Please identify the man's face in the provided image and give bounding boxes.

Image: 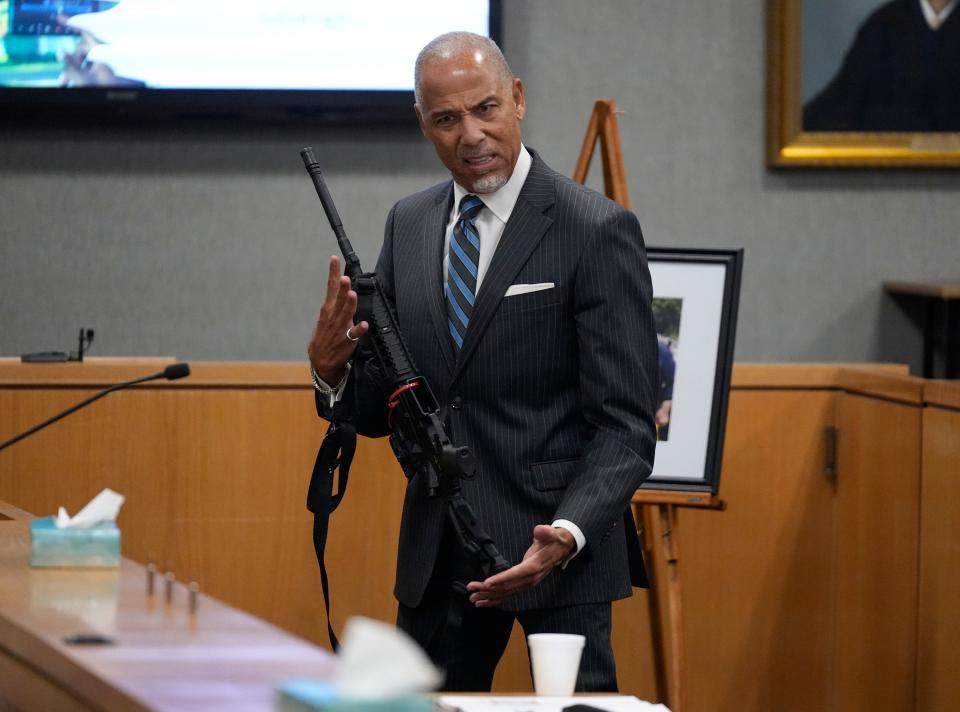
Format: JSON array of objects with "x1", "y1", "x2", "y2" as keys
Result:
[{"x1": 415, "y1": 51, "x2": 525, "y2": 194}]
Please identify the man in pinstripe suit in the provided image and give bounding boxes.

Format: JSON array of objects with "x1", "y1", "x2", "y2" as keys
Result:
[{"x1": 308, "y1": 32, "x2": 658, "y2": 692}]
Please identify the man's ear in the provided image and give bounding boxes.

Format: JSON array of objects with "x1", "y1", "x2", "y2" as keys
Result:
[{"x1": 512, "y1": 78, "x2": 526, "y2": 120}]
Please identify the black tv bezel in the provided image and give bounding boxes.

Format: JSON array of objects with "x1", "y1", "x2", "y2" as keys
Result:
[{"x1": 0, "y1": 1, "x2": 502, "y2": 126}]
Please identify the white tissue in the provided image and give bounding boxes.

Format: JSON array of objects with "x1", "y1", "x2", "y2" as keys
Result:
[
  {"x1": 332, "y1": 616, "x2": 442, "y2": 699},
  {"x1": 55, "y1": 488, "x2": 125, "y2": 529}
]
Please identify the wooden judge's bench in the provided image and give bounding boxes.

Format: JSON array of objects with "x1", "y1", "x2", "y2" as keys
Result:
[{"x1": 0, "y1": 359, "x2": 957, "y2": 712}]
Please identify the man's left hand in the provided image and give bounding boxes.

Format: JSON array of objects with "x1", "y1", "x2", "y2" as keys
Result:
[{"x1": 466, "y1": 525, "x2": 576, "y2": 607}]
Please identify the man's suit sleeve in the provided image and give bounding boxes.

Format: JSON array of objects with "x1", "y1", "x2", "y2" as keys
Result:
[{"x1": 551, "y1": 204, "x2": 658, "y2": 550}]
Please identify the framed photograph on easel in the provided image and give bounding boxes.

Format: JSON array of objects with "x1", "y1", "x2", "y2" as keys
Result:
[
  {"x1": 642, "y1": 248, "x2": 743, "y2": 494},
  {"x1": 569, "y1": 100, "x2": 743, "y2": 491}
]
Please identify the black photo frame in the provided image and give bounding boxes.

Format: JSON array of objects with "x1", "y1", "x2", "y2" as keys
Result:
[{"x1": 642, "y1": 248, "x2": 743, "y2": 494}]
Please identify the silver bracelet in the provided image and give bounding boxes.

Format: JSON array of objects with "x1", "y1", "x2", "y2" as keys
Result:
[{"x1": 310, "y1": 362, "x2": 351, "y2": 394}]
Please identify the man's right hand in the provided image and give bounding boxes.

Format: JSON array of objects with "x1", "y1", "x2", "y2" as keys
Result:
[{"x1": 308, "y1": 255, "x2": 369, "y2": 384}]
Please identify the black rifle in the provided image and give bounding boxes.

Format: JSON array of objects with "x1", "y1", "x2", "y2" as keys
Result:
[{"x1": 300, "y1": 148, "x2": 509, "y2": 648}]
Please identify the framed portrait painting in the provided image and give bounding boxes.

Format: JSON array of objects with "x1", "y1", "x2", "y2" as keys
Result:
[
  {"x1": 642, "y1": 248, "x2": 743, "y2": 494},
  {"x1": 767, "y1": 0, "x2": 960, "y2": 167}
]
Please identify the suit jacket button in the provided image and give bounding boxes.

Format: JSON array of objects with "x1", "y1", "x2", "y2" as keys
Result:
[{"x1": 450, "y1": 396, "x2": 463, "y2": 410}]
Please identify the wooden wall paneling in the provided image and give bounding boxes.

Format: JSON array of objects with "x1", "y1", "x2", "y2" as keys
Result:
[
  {"x1": 490, "y1": 619, "x2": 533, "y2": 692},
  {"x1": 680, "y1": 388, "x2": 838, "y2": 712},
  {"x1": 323, "y1": 435, "x2": 406, "y2": 639},
  {"x1": 0, "y1": 386, "x2": 139, "y2": 523},
  {"x1": 609, "y1": 583, "x2": 661, "y2": 700},
  {"x1": 0, "y1": 377, "x2": 405, "y2": 654},
  {"x1": 916, "y1": 398, "x2": 960, "y2": 712},
  {"x1": 1, "y1": 363, "x2": 845, "y2": 705},
  {"x1": 5, "y1": 362, "x2": 946, "y2": 711},
  {"x1": 833, "y1": 391, "x2": 922, "y2": 712}
]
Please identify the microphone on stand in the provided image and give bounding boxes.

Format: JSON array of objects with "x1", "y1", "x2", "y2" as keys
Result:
[
  {"x1": 0, "y1": 363, "x2": 191, "y2": 453},
  {"x1": 21, "y1": 327, "x2": 95, "y2": 363},
  {"x1": 75, "y1": 328, "x2": 95, "y2": 362}
]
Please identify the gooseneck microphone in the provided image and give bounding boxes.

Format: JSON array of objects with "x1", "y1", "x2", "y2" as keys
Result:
[{"x1": 0, "y1": 363, "x2": 191, "y2": 453}]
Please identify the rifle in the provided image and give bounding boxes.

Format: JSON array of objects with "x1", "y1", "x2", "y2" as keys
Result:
[{"x1": 300, "y1": 148, "x2": 509, "y2": 648}]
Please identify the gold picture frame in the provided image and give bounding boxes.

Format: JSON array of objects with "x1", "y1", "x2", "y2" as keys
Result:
[{"x1": 767, "y1": 0, "x2": 960, "y2": 167}]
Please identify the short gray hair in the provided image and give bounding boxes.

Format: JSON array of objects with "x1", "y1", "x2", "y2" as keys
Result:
[{"x1": 414, "y1": 32, "x2": 514, "y2": 107}]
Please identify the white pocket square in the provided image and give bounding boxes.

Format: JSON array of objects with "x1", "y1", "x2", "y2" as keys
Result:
[{"x1": 504, "y1": 282, "x2": 554, "y2": 297}]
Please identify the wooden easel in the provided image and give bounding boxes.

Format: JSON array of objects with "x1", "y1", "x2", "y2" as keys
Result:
[
  {"x1": 572, "y1": 99, "x2": 632, "y2": 209},
  {"x1": 573, "y1": 99, "x2": 725, "y2": 712},
  {"x1": 631, "y1": 491, "x2": 723, "y2": 712}
]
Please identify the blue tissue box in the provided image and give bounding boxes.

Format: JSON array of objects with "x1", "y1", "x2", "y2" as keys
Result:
[
  {"x1": 276, "y1": 680, "x2": 432, "y2": 712},
  {"x1": 30, "y1": 516, "x2": 120, "y2": 568}
]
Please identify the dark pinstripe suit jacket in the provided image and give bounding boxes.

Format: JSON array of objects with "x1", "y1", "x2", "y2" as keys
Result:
[{"x1": 325, "y1": 149, "x2": 658, "y2": 611}]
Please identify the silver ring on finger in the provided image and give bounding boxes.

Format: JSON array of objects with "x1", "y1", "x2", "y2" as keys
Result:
[{"x1": 346, "y1": 327, "x2": 359, "y2": 342}]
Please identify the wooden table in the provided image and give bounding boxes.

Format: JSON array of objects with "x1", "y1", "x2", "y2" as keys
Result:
[
  {"x1": 0, "y1": 501, "x2": 334, "y2": 711},
  {"x1": 884, "y1": 280, "x2": 960, "y2": 378}
]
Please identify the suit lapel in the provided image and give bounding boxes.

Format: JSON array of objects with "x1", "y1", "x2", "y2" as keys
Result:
[
  {"x1": 452, "y1": 153, "x2": 556, "y2": 384},
  {"x1": 423, "y1": 186, "x2": 457, "y2": 373}
]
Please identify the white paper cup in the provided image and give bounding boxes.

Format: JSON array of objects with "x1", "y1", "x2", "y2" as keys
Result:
[{"x1": 527, "y1": 633, "x2": 586, "y2": 696}]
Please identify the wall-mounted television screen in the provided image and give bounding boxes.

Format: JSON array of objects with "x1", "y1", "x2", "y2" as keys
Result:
[{"x1": 0, "y1": 0, "x2": 502, "y2": 124}]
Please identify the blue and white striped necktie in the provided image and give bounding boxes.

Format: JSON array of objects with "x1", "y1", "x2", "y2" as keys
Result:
[{"x1": 446, "y1": 194, "x2": 484, "y2": 351}]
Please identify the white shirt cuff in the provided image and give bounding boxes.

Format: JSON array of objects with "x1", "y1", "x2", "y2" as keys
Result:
[
  {"x1": 310, "y1": 362, "x2": 351, "y2": 409},
  {"x1": 551, "y1": 519, "x2": 586, "y2": 569}
]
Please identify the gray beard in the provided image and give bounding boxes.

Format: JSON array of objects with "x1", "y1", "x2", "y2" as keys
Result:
[{"x1": 471, "y1": 172, "x2": 508, "y2": 194}]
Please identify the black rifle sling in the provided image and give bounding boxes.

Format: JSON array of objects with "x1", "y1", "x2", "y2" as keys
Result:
[{"x1": 306, "y1": 418, "x2": 356, "y2": 651}]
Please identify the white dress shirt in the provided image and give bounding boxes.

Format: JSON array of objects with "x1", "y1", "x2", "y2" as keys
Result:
[
  {"x1": 443, "y1": 144, "x2": 531, "y2": 292},
  {"x1": 921, "y1": 0, "x2": 957, "y2": 29}
]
